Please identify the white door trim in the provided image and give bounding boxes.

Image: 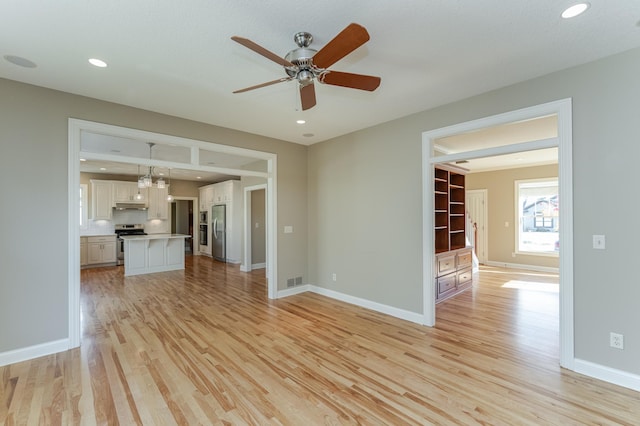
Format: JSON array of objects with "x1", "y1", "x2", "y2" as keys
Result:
[
  {"x1": 421, "y1": 98, "x2": 574, "y2": 370},
  {"x1": 68, "y1": 119, "x2": 279, "y2": 349},
  {"x1": 171, "y1": 196, "x2": 198, "y2": 249},
  {"x1": 465, "y1": 189, "x2": 488, "y2": 265},
  {"x1": 242, "y1": 184, "x2": 267, "y2": 273}
]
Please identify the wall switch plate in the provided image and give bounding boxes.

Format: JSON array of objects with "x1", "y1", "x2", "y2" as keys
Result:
[
  {"x1": 504, "y1": 221, "x2": 509, "y2": 227},
  {"x1": 284, "y1": 226, "x2": 293, "y2": 234},
  {"x1": 332, "y1": 273, "x2": 337, "y2": 282},
  {"x1": 593, "y1": 235, "x2": 605, "y2": 249},
  {"x1": 610, "y1": 332, "x2": 624, "y2": 349}
]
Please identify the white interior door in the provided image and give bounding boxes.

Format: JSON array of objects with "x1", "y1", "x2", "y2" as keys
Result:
[{"x1": 465, "y1": 189, "x2": 487, "y2": 264}]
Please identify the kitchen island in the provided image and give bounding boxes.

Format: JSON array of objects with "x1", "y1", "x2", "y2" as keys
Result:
[{"x1": 120, "y1": 234, "x2": 191, "y2": 276}]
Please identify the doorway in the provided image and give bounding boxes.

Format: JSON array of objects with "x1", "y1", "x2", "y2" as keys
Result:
[
  {"x1": 171, "y1": 198, "x2": 195, "y2": 253},
  {"x1": 422, "y1": 98, "x2": 574, "y2": 370},
  {"x1": 68, "y1": 119, "x2": 279, "y2": 349},
  {"x1": 465, "y1": 189, "x2": 487, "y2": 266},
  {"x1": 242, "y1": 183, "x2": 268, "y2": 274}
]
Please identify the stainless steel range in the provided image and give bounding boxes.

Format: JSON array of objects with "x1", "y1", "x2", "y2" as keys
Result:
[{"x1": 115, "y1": 224, "x2": 146, "y2": 266}]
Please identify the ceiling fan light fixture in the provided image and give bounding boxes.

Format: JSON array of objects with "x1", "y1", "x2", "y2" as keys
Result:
[
  {"x1": 561, "y1": 3, "x2": 590, "y2": 19},
  {"x1": 297, "y1": 70, "x2": 314, "y2": 86}
]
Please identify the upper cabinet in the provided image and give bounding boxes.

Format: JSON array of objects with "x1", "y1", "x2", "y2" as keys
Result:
[
  {"x1": 199, "y1": 180, "x2": 237, "y2": 211},
  {"x1": 91, "y1": 180, "x2": 113, "y2": 220},
  {"x1": 147, "y1": 185, "x2": 169, "y2": 220},
  {"x1": 199, "y1": 186, "x2": 214, "y2": 211},
  {"x1": 113, "y1": 182, "x2": 145, "y2": 203}
]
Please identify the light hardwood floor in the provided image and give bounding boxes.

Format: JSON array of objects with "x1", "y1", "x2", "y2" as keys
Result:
[{"x1": 1, "y1": 258, "x2": 639, "y2": 425}]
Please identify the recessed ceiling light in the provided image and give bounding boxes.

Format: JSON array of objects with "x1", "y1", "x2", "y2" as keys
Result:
[
  {"x1": 158, "y1": 172, "x2": 165, "y2": 176},
  {"x1": 99, "y1": 167, "x2": 107, "y2": 171},
  {"x1": 79, "y1": 158, "x2": 87, "y2": 162},
  {"x1": 296, "y1": 119, "x2": 306, "y2": 124},
  {"x1": 88, "y1": 58, "x2": 108, "y2": 68},
  {"x1": 303, "y1": 133, "x2": 314, "y2": 137},
  {"x1": 561, "y1": 3, "x2": 590, "y2": 19},
  {"x1": 3, "y1": 55, "x2": 37, "y2": 68},
  {"x1": 196, "y1": 176, "x2": 202, "y2": 179}
]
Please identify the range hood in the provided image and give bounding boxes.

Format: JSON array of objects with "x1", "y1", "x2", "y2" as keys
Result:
[{"x1": 114, "y1": 202, "x2": 148, "y2": 211}]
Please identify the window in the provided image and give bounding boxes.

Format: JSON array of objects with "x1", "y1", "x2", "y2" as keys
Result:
[
  {"x1": 80, "y1": 184, "x2": 88, "y2": 229},
  {"x1": 515, "y1": 178, "x2": 558, "y2": 255}
]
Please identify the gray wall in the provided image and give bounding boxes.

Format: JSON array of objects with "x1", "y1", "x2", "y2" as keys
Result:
[
  {"x1": 0, "y1": 78, "x2": 307, "y2": 353},
  {"x1": 308, "y1": 47, "x2": 640, "y2": 374}
]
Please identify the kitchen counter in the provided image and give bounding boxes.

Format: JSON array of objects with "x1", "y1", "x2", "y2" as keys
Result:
[
  {"x1": 120, "y1": 234, "x2": 191, "y2": 276},
  {"x1": 120, "y1": 233, "x2": 191, "y2": 241}
]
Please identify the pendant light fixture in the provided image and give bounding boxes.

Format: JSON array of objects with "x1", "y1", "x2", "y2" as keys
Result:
[
  {"x1": 135, "y1": 165, "x2": 145, "y2": 200},
  {"x1": 166, "y1": 168, "x2": 174, "y2": 202},
  {"x1": 139, "y1": 142, "x2": 159, "y2": 188}
]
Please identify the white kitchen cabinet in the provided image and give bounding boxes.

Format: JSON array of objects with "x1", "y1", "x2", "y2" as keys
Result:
[
  {"x1": 199, "y1": 186, "x2": 214, "y2": 211},
  {"x1": 147, "y1": 185, "x2": 169, "y2": 219},
  {"x1": 113, "y1": 182, "x2": 145, "y2": 203},
  {"x1": 91, "y1": 180, "x2": 113, "y2": 220},
  {"x1": 215, "y1": 181, "x2": 233, "y2": 203},
  {"x1": 87, "y1": 235, "x2": 116, "y2": 265},
  {"x1": 80, "y1": 237, "x2": 88, "y2": 266}
]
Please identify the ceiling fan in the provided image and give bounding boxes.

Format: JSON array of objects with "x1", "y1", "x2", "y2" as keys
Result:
[{"x1": 231, "y1": 23, "x2": 381, "y2": 111}]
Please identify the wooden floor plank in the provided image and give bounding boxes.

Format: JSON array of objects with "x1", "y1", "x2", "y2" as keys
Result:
[{"x1": 1, "y1": 259, "x2": 639, "y2": 425}]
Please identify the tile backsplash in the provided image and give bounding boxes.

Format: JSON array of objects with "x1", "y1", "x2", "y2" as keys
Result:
[{"x1": 81, "y1": 210, "x2": 169, "y2": 236}]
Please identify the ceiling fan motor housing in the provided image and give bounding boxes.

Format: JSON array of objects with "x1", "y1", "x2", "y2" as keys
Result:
[{"x1": 284, "y1": 47, "x2": 320, "y2": 84}]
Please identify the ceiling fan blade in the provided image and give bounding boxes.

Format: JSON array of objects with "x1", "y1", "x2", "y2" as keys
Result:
[
  {"x1": 233, "y1": 77, "x2": 292, "y2": 94},
  {"x1": 312, "y1": 23, "x2": 370, "y2": 69},
  {"x1": 231, "y1": 36, "x2": 294, "y2": 67},
  {"x1": 319, "y1": 71, "x2": 381, "y2": 91},
  {"x1": 300, "y1": 83, "x2": 316, "y2": 111}
]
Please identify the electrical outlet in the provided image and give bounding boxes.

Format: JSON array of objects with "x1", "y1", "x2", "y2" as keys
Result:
[
  {"x1": 332, "y1": 273, "x2": 337, "y2": 282},
  {"x1": 610, "y1": 332, "x2": 624, "y2": 350},
  {"x1": 593, "y1": 235, "x2": 606, "y2": 249}
]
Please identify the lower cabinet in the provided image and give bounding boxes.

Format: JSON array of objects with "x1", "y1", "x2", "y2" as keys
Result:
[
  {"x1": 435, "y1": 247, "x2": 473, "y2": 302},
  {"x1": 86, "y1": 235, "x2": 117, "y2": 265}
]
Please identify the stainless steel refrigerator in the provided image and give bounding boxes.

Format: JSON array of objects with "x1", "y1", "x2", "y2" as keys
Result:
[{"x1": 211, "y1": 204, "x2": 226, "y2": 262}]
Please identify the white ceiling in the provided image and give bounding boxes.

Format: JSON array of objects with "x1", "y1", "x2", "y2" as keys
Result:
[{"x1": 3, "y1": 1, "x2": 640, "y2": 147}]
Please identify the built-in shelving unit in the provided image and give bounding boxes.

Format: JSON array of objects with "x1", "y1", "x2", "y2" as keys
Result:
[
  {"x1": 434, "y1": 166, "x2": 466, "y2": 253},
  {"x1": 434, "y1": 165, "x2": 472, "y2": 302}
]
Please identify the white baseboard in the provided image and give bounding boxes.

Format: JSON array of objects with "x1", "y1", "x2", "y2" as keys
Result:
[
  {"x1": 484, "y1": 260, "x2": 559, "y2": 274},
  {"x1": 277, "y1": 284, "x2": 423, "y2": 324},
  {"x1": 240, "y1": 262, "x2": 266, "y2": 272},
  {"x1": 0, "y1": 338, "x2": 70, "y2": 367},
  {"x1": 277, "y1": 284, "x2": 311, "y2": 298},
  {"x1": 574, "y1": 359, "x2": 640, "y2": 392}
]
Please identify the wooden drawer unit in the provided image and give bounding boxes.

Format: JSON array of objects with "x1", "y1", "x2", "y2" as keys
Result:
[
  {"x1": 435, "y1": 247, "x2": 474, "y2": 302},
  {"x1": 437, "y1": 273, "x2": 457, "y2": 295},
  {"x1": 457, "y1": 249, "x2": 472, "y2": 269},
  {"x1": 437, "y1": 254, "x2": 456, "y2": 275},
  {"x1": 457, "y1": 267, "x2": 473, "y2": 285}
]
